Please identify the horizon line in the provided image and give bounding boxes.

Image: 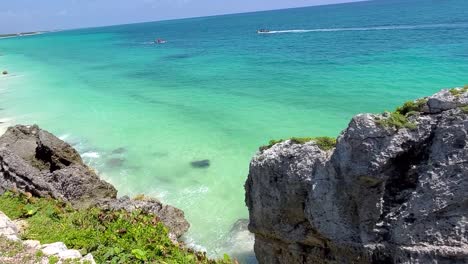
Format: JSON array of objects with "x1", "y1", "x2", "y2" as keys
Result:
[{"x1": 1, "y1": 0, "x2": 370, "y2": 35}]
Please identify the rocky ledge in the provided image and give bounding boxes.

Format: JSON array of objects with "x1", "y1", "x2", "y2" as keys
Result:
[
  {"x1": 246, "y1": 88, "x2": 468, "y2": 263},
  {"x1": 0, "y1": 124, "x2": 189, "y2": 238}
]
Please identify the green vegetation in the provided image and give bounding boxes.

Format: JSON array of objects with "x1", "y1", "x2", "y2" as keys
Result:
[
  {"x1": 460, "y1": 105, "x2": 468, "y2": 113},
  {"x1": 0, "y1": 191, "x2": 234, "y2": 264},
  {"x1": 449, "y1": 85, "x2": 468, "y2": 97},
  {"x1": 48, "y1": 256, "x2": 60, "y2": 264},
  {"x1": 0, "y1": 236, "x2": 25, "y2": 258},
  {"x1": 0, "y1": 236, "x2": 46, "y2": 263},
  {"x1": 375, "y1": 111, "x2": 417, "y2": 130},
  {"x1": 260, "y1": 136, "x2": 336, "y2": 151},
  {"x1": 376, "y1": 98, "x2": 428, "y2": 130},
  {"x1": 395, "y1": 98, "x2": 428, "y2": 116}
]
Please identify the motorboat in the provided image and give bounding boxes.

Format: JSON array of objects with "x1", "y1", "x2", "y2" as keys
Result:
[{"x1": 256, "y1": 29, "x2": 270, "y2": 34}]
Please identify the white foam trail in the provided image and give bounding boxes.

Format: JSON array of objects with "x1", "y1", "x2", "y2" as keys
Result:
[{"x1": 261, "y1": 23, "x2": 468, "y2": 34}]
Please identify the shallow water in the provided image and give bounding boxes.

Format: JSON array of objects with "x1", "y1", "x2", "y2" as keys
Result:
[{"x1": 0, "y1": 0, "x2": 467, "y2": 261}]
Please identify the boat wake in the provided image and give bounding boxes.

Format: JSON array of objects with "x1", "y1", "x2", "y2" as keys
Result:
[{"x1": 261, "y1": 23, "x2": 468, "y2": 34}]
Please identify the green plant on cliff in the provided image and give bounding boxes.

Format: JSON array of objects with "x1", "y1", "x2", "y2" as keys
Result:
[
  {"x1": 449, "y1": 85, "x2": 468, "y2": 97},
  {"x1": 376, "y1": 98, "x2": 428, "y2": 130},
  {"x1": 460, "y1": 105, "x2": 468, "y2": 113},
  {"x1": 376, "y1": 111, "x2": 417, "y2": 130},
  {"x1": 0, "y1": 191, "x2": 234, "y2": 264},
  {"x1": 395, "y1": 98, "x2": 427, "y2": 116},
  {"x1": 260, "y1": 136, "x2": 336, "y2": 151}
]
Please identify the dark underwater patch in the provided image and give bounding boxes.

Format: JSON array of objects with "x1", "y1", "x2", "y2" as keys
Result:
[
  {"x1": 164, "y1": 54, "x2": 192, "y2": 60},
  {"x1": 106, "y1": 157, "x2": 125, "y2": 168},
  {"x1": 111, "y1": 147, "x2": 127, "y2": 154},
  {"x1": 190, "y1": 159, "x2": 210, "y2": 168}
]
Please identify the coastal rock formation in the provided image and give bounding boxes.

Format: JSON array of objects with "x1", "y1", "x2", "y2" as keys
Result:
[
  {"x1": 0, "y1": 125, "x2": 190, "y2": 238},
  {"x1": 246, "y1": 88, "x2": 468, "y2": 263},
  {"x1": 98, "y1": 195, "x2": 190, "y2": 238},
  {"x1": 0, "y1": 125, "x2": 117, "y2": 208}
]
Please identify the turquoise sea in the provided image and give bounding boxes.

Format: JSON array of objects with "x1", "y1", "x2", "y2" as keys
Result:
[{"x1": 1, "y1": 0, "x2": 467, "y2": 261}]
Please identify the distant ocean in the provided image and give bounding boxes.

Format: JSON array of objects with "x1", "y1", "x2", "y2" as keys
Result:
[{"x1": 1, "y1": 0, "x2": 467, "y2": 262}]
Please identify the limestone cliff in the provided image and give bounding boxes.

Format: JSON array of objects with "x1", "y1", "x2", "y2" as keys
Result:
[{"x1": 246, "y1": 88, "x2": 468, "y2": 263}]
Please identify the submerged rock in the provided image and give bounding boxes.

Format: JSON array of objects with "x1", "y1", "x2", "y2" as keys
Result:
[
  {"x1": 225, "y1": 219, "x2": 256, "y2": 262},
  {"x1": 191, "y1": 159, "x2": 210, "y2": 168},
  {"x1": 111, "y1": 147, "x2": 127, "y2": 154},
  {"x1": 105, "y1": 157, "x2": 125, "y2": 168},
  {"x1": 2, "y1": 70, "x2": 7, "y2": 75},
  {"x1": 246, "y1": 88, "x2": 468, "y2": 263}
]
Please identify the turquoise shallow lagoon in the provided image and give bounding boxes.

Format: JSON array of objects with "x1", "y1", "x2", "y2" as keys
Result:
[{"x1": 0, "y1": 0, "x2": 467, "y2": 260}]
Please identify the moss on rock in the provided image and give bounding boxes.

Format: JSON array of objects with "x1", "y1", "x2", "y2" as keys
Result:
[{"x1": 260, "y1": 136, "x2": 336, "y2": 151}]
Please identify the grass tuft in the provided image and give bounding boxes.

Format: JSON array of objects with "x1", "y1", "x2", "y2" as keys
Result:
[
  {"x1": 460, "y1": 105, "x2": 468, "y2": 113},
  {"x1": 376, "y1": 111, "x2": 417, "y2": 130},
  {"x1": 260, "y1": 136, "x2": 336, "y2": 151},
  {"x1": 449, "y1": 85, "x2": 468, "y2": 97},
  {"x1": 395, "y1": 98, "x2": 427, "y2": 116},
  {"x1": 375, "y1": 98, "x2": 427, "y2": 130}
]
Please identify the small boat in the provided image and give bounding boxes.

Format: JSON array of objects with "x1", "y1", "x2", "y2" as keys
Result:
[
  {"x1": 155, "y1": 38, "x2": 167, "y2": 44},
  {"x1": 256, "y1": 29, "x2": 270, "y2": 34}
]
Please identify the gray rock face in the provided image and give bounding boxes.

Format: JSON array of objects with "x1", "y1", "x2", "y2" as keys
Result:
[
  {"x1": 246, "y1": 88, "x2": 468, "y2": 263},
  {"x1": 0, "y1": 211, "x2": 19, "y2": 241},
  {"x1": 0, "y1": 125, "x2": 189, "y2": 238},
  {"x1": 0, "y1": 125, "x2": 117, "y2": 207}
]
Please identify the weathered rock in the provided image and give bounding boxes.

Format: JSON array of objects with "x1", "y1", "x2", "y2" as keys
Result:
[
  {"x1": 57, "y1": 249, "x2": 82, "y2": 259},
  {"x1": 246, "y1": 88, "x2": 468, "y2": 263},
  {"x1": 98, "y1": 195, "x2": 190, "y2": 238},
  {"x1": 41, "y1": 242, "x2": 68, "y2": 256},
  {"x1": 0, "y1": 125, "x2": 117, "y2": 207},
  {"x1": 82, "y1": 253, "x2": 96, "y2": 264},
  {"x1": 0, "y1": 211, "x2": 19, "y2": 241},
  {"x1": 22, "y1": 240, "x2": 41, "y2": 249}
]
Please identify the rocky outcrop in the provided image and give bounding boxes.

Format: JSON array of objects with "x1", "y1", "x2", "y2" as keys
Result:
[
  {"x1": 246, "y1": 88, "x2": 468, "y2": 263},
  {"x1": 0, "y1": 125, "x2": 189, "y2": 238},
  {"x1": 0, "y1": 125, "x2": 117, "y2": 207},
  {"x1": 98, "y1": 195, "x2": 190, "y2": 238}
]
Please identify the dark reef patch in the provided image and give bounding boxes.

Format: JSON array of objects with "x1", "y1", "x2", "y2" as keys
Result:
[
  {"x1": 111, "y1": 147, "x2": 127, "y2": 154},
  {"x1": 164, "y1": 54, "x2": 192, "y2": 60},
  {"x1": 190, "y1": 159, "x2": 210, "y2": 168},
  {"x1": 106, "y1": 158, "x2": 125, "y2": 168},
  {"x1": 152, "y1": 151, "x2": 169, "y2": 158}
]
